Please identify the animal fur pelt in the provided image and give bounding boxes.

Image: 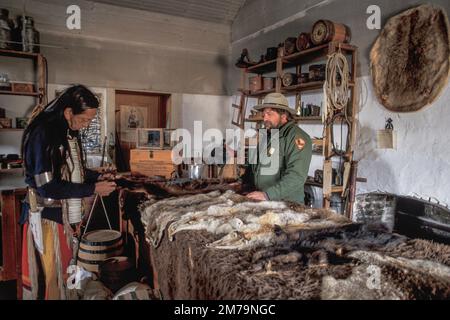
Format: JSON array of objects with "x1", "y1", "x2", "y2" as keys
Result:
[
  {"x1": 140, "y1": 190, "x2": 350, "y2": 250},
  {"x1": 150, "y1": 220, "x2": 450, "y2": 299},
  {"x1": 115, "y1": 174, "x2": 242, "y2": 198},
  {"x1": 140, "y1": 190, "x2": 246, "y2": 247},
  {"x1": 370, "y1": 4, "x2": 450, "y2": 112}
]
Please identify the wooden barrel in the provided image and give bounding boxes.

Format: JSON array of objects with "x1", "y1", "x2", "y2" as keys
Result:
[
  {"x1": 249, "y1": 75, "x2": 262, "y2": 92},
  {"x1": 77, "y1": 230, "x2": 123, "y2": 273},
  {"x1": 311, "y1": 20, "x2": 351, "y2": 45},
  {"x1": 262, "y1": 77, "x2": 275, "y2": 90},
  {"x1": 283, "y1": 37, "x2": 298, "y2": 56},
  {"x1": 99, "y1": 256, "x2": 137, "y2": 293},
  {"x1": 296, "y1": 33, "x2": 312, "y2": 51},
  {"x1": 282, "y1": 73, "x2": 297, "y2": 87}
]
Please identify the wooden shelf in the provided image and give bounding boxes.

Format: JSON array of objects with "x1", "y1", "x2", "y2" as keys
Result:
[
  {"x1": 282, "y1": 44, "x2": 329, "y2": 65},
  {"x1": 282, "y1": 43, "x2": 357, "y2": 65},
  {"x1": 240, "y1": 81, "x2": 355, "y2": 97},
  {"x1": 283, "y1": 80, "x2": 355, "y2": 93},
  {"x1": 246, "y1": 58, "x2": 278, "y2": 74},
  {"x1": 294, "y1": 116, "x2": 322, "y2": 123},
  {"x1": 331, "y1": 186, "x2": 344, "y2": 193},
  {"x1": 0, "y1": 48, "x2": 40, "y2": 59},
  {"x1": 245, "y1": 116, "x2": 322, "y2": 123},
  {"x1": 305, "y1": 181, "x2": 344, "y2": 193},
  {"x1": 0, "y1": 168, "x2": 24, "y2": 174},
  {"x1": 0, "y1": 90, "x2": 39, "y2": 97},
  {"x1": 244, "y1": 43, "x2": 357, "y2": 75},
  {"x1": 0, "y1": 128, "x2": 24, "y2": 132},
  {"x1": 238, "y1": 88, "x2": 275, "y2": 97},
  {"x1": 235, "y1": 41, "x2": 358, "y2": 217}
]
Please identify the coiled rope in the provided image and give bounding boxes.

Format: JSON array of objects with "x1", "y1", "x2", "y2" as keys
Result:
[
  {"x1": 323, "y1": 48, "x2": 351, "y2": 156},
  {"x1": 324, "y1": 48, "x2": 350, "y2": 116}
]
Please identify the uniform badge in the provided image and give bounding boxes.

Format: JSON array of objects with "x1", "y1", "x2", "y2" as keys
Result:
[
  {"x1": 268, "y1": 147, "x2": 275, "y2": 156},
  {"x1": 295, "y1": 137, "x2": 305, "y2": 150}
]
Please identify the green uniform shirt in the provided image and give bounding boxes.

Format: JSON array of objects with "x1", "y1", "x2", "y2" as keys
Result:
[{"x1": 245, "y1": 120, "x2": 312, "y2": 204}]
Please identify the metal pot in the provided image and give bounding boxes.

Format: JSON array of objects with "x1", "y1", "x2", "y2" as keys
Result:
[{"x1": 187, "y1": 164, "x2": 209, "y2": 180}]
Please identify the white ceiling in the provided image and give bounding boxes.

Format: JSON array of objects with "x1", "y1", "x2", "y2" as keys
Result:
[{"x1": 90, "y1": 0, "x2": 247, "y2": 24}]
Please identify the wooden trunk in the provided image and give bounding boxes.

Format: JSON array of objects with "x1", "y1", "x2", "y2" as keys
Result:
[{"x1": 130, "y1": 149, "x2": 177, "y2": 178}]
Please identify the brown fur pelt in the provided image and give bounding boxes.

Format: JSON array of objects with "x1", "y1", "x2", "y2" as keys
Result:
[
  {"x1": 370, "y1": 4, "x2": 450, "y2": 112},
  {"x1": 150, "y1": 223, "x2": 450, "y2": 299}
]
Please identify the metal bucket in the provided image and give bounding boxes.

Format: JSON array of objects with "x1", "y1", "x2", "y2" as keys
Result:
[{"x1": 187, "y1": 164, "x2": 209, "y2": 180}]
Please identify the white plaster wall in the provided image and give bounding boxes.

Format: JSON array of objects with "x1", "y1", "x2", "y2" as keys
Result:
[
  {"x1": 355, "y1": 76, "x2": 450, "y2": 206},
  {"x1": 181, "y1": 94, "x2": 233, "y2": 135}
]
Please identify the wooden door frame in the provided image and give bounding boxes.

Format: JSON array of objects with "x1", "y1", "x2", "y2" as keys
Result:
[{"x1": 115, "y1": 90, "x2": 170, "y2": 129}]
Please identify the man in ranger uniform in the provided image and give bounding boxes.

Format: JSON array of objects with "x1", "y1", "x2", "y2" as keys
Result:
[{"x1": 244, "y1": 93, "x2": 312, "y2": 204}]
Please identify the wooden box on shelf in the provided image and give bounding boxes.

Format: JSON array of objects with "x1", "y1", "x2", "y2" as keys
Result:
[{"x1": 11, "y1": 82, "x2": 35, "y2": 94}]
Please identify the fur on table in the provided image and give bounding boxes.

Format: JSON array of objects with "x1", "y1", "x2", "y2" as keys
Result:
[{"x1": 140, "y1": 190, "x2": 450, "y2": 299}]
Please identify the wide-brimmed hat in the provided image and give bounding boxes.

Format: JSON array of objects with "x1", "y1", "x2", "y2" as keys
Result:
[{"x1": 253, "y1": 92, "x2": 295, "y2": 115}]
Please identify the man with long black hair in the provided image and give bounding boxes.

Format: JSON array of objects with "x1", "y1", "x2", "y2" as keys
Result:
[{"x1": 21, "y1": 84, "x2": 116, "y2": 299}]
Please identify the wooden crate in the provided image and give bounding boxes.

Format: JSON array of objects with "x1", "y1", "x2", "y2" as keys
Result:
[
  {"x1": 11, "y1": 82, "x2": 35, "y2": 94},
  {"x1": 130, "y1": 149, "x2": 176, "y2": 178}
]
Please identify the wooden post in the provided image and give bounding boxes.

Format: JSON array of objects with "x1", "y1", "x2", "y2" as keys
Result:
[
  {"x1": 276, "y1": 47, "x2": 283, "y2": 93},
  {"x1": 323, "y1": 160, "x2": 332, "y2": 208},
  {"x1": 346, "y1": 161, "x2": 358, "y2": 219}
]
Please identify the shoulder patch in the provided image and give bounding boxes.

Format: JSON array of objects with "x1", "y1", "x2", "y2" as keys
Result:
[{"x1": 295, "y1": 137, "x2": 305, "y2": 150}]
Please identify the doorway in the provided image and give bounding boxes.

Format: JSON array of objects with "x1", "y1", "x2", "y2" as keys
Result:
[{"x1": 115, "y1": 90, "x2": 170, "y2": 171}]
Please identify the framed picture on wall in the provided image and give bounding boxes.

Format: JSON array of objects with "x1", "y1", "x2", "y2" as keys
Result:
[{"x1": 119, "y1": 105, "x2": 148, "y2": 142}]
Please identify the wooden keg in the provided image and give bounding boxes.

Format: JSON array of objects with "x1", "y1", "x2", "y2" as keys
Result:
[
  {"x1": 262, "y1": 77, "x2": 275, "y2": 90},
  {"x1": 282, "y1": 73, "x2": 297, "y2": 87},
  {"x1": 249, "y1": 75, "x2": 262, "y2": 92},
  {"x1": 311, "y1": 20, "x2": 351, "y2": 45},
  {"x1": 78, "y1": 230, "x2": 124, "y2": 273},
  {"x1": 283, "y1": 37, "x2": 298, "y2": 56},
  {"x1": 99, "y1": 256, "x2": 137, "y2": 293},
  {"x1": 296, "y1": 33, "x2": 312, "y2": 51}
]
